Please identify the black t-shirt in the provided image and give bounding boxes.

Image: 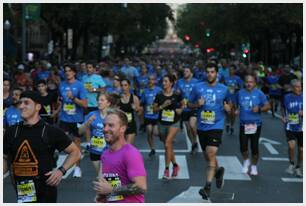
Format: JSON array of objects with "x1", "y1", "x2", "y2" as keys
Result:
[
  {"x1": 4, "y1": 120, "x2": 72, "y2": 182},
  {"x1": 278, "y1": 73, "x2": 297, "y2": 93},
  {"x1": 154, "y1": 92, "x2": 182, "y2": 125},
  {"x1": 39, "y1": 93, "x2": 58, "y2": 124}
]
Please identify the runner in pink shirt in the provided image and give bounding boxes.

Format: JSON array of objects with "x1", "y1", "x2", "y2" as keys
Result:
[{"x1": 93, "y1": 108, "x2": 147, "y2": 203}]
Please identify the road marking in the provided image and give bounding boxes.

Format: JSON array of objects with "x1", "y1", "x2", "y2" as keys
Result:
[
  {"x1": 216, "y1": 156, "x2": 251, "y2": 180},
  {"x1": 281, "y1": 178, "x2": 303, "y2": 183},
  {"x1": 140, "y1": 149, "x2": 189, "y2": 153},
  {"x1": 158, "y1": 155, "x2": 189, "y2": 179},
  {"x1": 263, "y1": 142, "x2": 279, "y2": 155},
  {"x1": 56, "y1": 154, "x2": 84, "y2": 179},
  {"x1": 168, "y1": 186, "x2": 211, "y2": 203},
  {"x1": 262, "y1": 157, "x2": 288, "y2": 161},
  {"x1": 259, "y1": 137, "x2": 281, "y2": 145}
]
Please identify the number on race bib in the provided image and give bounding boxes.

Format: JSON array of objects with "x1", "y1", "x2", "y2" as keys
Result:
[
  {"x1": 17, "y1": 180, "x2": 37, "y2": 203},
  {"x1": 244, "y1": 123, "x2": 257, "y2": 134},
  {"x1": 201, "y1": 110, "x2": 216, "y2": 124},
  {"x1": 63, "y1": 104, "x2": 76, "y2": 115},
  {"x1": 161, "y1": 110, "x2": 175, "y2": 122}
]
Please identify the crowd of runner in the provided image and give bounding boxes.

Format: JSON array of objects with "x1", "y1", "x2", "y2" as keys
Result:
[{"x1": 3, "y1": 54, "x2": 303, "y2": 202}]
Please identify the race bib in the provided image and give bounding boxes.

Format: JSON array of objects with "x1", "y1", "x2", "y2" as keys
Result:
[
  {"x1": 16, "y1": 180, "x2": 37, "y2": 203},
  {"x1": 105, "y1": 174, "x2": 124, "y2": 202},
  {"x1": 270, "y1": 84, "x2": 278, "y2": 90},
  {"x1": 63, "y1": 103, "x2": 76, "y2": 115},
  {"x1": 125, "y1": 112, "x2": 132, "y2": 123},
  {"x1": 90, "y1": 136, "x2": 107, "y2": 153},
  {"x1": 44, "y1": 105, "x2": 51, "y2": 115},
  {"x1": 161, "y1": 110, "x2": 175, "y2": 122},
  {"x1": 228, "y1": 86, "x2": 235, "y2": 94},
  {"x1": 84, "y1": 82, "x2": 93, "y2": 90},
  {"x1": 244, "y1": 123, "x2": 257, "y2": 134},
  {"x1": 146, "y1": 105, "x2": 154, "y2": 115},
  {"x1": 201, "y1": 110, "x2": 215, "y2": 124},
  {"x1": 288, "y1": 113, "x2": 299, "y2": 125}
]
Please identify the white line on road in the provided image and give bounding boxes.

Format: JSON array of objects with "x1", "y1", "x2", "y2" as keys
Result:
[
  {"x1": 139, "y1": 149, "x2": 190, "y2": 153},
  {"x1": 281, "y1": 178, "x2": 303, "y2": 183},
  {"x1": 158, "y1": 155, "x2": 189, "y2": 179},
  {"x1": 263, "y1": 142, "x2": 279, "y2": 155},
  {"x1": 56, "y1": 154, "x2": 84, "y2": 179},
  {"x1": 168, "y1": 186, "x2": 211, "y2": 203},
  {"x1": 262, "y1": 157, "x2": 288, "y2": 161},
  {"x1": 217, "y1": 156, "x2": 251, "y2": 180}
]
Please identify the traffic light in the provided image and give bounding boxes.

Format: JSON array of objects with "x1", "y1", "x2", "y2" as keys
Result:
[
  {"x1": 184, "y1": 35, "x2": 191, "y2": 41},
  {"x1": 205, "y1": 29, "x2": 211, "y2": 38},
  {"x1": 206, "y1": 47, "x2": 215, "y2": 53},
  {"x1": 243, "y1": 48, "x2": 249, "y2": 58}
]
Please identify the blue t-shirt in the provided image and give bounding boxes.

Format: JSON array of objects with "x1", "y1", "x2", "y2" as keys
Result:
[
  {"x1": 37, "y1": 70, "x2": 51, "y2": 81},
  {"x1": 136, "y1": 75, "x2": 149, "y2": 97},
  {"x1": 82, "y1": 74, "x2": 106, "y2": 107},
  {"x1": 59, "y1": 80, "x2": 87, "y2": 123},
  {"x1": 176, "y1": 78, "x2": 199, "y2": 112},
  {"x1": 4, "y1": 106, "x2": 22, "y2": 127},
  {"x1": 141, "y1": 86, "x2": 162, "y2": 120},
  {"x1": 218, "y1": 67, "x2": 229, "y2": 81},
  {"x1": 84, "y1": 110, "x2": 108, "y2": 155},
  {"x1": 106, "y1": 87, "x2": 122, "y2": 95},
  {"x1": 120, "y1": 65, "x2": 139, "y2": 88},
  {"x1": 266, "y1": 75, "x2": 281, "y2": 96},
  {"x1": 224, "y1": 75, "x2": 243, "y2": 104},
  {"x1": 190, "y1": 82, "x2": 229, "y2": 131},
  {"x1": 237, "y1": 88, "x2": 268, "y2": 125},
  {"x1": 283, "y1": 93, "x2": 303, "y2": 132}
]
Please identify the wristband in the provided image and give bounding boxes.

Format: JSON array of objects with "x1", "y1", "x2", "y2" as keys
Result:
[{"x1": 58, "y1": 166, "x2": 67, "y2": 175}]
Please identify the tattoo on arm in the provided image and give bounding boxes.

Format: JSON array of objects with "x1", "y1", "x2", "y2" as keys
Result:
[{"x1": 112, "y1": 183, "x2": 145, "y2": 196}]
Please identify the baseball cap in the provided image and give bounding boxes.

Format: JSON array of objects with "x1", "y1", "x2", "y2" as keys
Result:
[{"x1": 20, "y1": 91, "x2": 42, "y2": 105}]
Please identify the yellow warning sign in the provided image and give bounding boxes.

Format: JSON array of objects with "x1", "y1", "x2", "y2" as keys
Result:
[{"x1": 13, "y1": 140, "x2": 39, "y2": 177}]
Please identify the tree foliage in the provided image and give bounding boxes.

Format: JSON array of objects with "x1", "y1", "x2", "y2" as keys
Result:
[{"x1": 176, "y1": 3, "x2": 302, "y2": 64}]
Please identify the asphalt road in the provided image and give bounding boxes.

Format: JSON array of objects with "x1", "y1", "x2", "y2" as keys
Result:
[{"x1": 3, "y1": 112, "x2": 303, "y2": 203}]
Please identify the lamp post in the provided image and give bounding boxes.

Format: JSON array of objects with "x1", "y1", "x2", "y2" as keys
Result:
[{"x1": 4, "y1": 20, "x2": 11, "y2": 55}]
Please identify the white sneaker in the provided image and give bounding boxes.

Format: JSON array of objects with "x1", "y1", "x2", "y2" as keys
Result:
[
  {"x1": 295, "y1": 167, "x2": 303, "y2": 177},
  {"x1": 285, "y1": 164, "x2": 295, "y2": 175},
  {"x1": 73, "y1": 166, "x2": 82, "y2": 178},
  {"x1": 242, "y1": 159, "x2": 250, "y2": 173},
  {"x1": 250, "y1": 165, "x2": 258, "y2": 176}
]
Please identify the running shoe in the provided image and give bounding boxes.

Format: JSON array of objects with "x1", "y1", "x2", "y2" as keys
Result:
[
  {"x1": 162, "y1": 169, "x2": 170, "y2": 179},
  {"x1": 295, "y1": 167, "x2": 303, "y2": 177},
  {"x1": 190, "y1": 143, "x2": 198, "y2": 155},
  {"x1": 285, "y1": 164, "x2": 295, "y2": 175},
  {"x1": 215, "y1": 166, "x2": 225, "y2": 189},
  {"x1": 226, "y1": 124, "x2": 230, "y2": 134},
  {"x1": 171, "y1": 164, "x2": 180, "y2": 177},
  {"x1": 73, "y1": 166, "x2": 82, "y2": 178},
  {"x1": 199, "y1": 187, "x2": 211, "y2": 201},
  {"x1": 230, "y1": 127, "x2": 234, "y2": 135},
  {"x1": 242, "y1": 159, "x2": 250, "y2": 174},
  {"x1": 250, "y1": 165, "x2": 258, "y2": 176}
]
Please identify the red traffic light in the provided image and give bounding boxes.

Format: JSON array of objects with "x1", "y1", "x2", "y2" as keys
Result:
[
  {"x1": 184, "y1": 35, "x2": 191, "y2": 41},
  {"x1": 206, "y1": 47, "x2": 215, "y2": 53},
  {"x1": 195, "y1": 44, "x2": 200, "y2": 48},
  {"x1": 243, "y1": 49, "x2": 249, "y2": 54}
]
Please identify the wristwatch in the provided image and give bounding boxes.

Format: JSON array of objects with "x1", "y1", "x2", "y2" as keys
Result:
[{"x1": 58, "y1": 166, "x2": 67, "y2": 175}]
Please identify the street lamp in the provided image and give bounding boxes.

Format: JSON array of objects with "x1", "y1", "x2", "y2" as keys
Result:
[{"x1": 4, "y1": 20, "x2": 11, "y2": 55}]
